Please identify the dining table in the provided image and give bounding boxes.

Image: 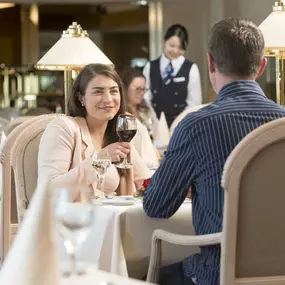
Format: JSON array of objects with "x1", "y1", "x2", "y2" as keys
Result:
[
  {"x1": 60, "y1": 268, "x2": 154, "y2": 285},
  {"x1": 58, "y1": 198, "x2": 200, "y2": 280}
]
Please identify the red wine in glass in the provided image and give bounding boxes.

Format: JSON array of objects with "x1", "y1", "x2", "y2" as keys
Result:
[
  {"x1": 117, "y1": 130, "x2": 137, "y2": 142},
  {"x1": 116, "y1": 114, "x2": 137, "y2": 169}
]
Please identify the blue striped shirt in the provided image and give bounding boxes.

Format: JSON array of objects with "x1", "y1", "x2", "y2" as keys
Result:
[{"x1": 143, "y1": 80, "x2": 285, "y2": 285}]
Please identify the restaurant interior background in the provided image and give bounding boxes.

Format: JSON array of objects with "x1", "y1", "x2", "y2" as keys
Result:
[{"x1": 0, "y1": 0, "x2": 279, "y2": 114}]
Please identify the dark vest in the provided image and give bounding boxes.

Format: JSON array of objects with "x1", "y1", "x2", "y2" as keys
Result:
[{"x1": 150, "y1": 57, "x2": 193, "y2": 127}]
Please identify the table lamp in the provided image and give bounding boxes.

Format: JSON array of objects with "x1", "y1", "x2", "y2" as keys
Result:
[
  {"x1": 259, "y1": 1, "x2": 285, "y2": 105},
  {"x1": 35, "y1": 22, "x2": 113, "y2": 113}
]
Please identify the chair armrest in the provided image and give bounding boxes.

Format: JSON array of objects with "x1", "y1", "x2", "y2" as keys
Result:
[
  {"x1": 146, "y1": 229, "x2": 222, "y2": 283},
  {"x1": 153, "y1": 229, "x2": 222, "y2": 246}
]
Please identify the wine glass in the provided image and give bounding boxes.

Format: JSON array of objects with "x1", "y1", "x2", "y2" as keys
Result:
[
  {"x1": 54, "y1": 188, "x2": 93, "y2": 277},
  {"x1": 143, "y1": 117, "x2": 154, "y2": 140},
  {"x1": 92, "y1": 149, "x2": 112, "y2": 198},
  {"x1": 116, "y1": 114, "x2": 137, "y2": 169}
]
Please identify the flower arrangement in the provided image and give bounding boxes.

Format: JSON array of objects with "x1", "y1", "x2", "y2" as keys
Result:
[{"x1": 134, "y1": 178, "x2": 151, "y2": 198}]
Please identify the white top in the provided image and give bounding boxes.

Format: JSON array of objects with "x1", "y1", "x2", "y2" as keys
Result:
[{"x1": 143, "y1": 53, "x2": 202, "y2": 109}]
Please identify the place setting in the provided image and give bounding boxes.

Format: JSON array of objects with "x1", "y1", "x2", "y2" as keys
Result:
[{"x1": 91, "y1": 114, "x2": 144, "y2": 207}]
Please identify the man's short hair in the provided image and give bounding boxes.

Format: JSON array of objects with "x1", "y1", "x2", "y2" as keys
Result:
[{"x1": 208, "y1": 18, "x2": 265, "y2": 77}]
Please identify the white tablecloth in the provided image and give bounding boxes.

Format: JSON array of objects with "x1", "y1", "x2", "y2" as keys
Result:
[
  {"x1": 61, "y1": 268, "x2": 154, "y2": 285},
  {"x1": 58, "y1": 201, "x2": 199, "y2": 279}
]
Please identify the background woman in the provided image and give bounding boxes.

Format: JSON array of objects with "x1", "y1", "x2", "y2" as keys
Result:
[
  {"x1": 38, "y1": 64, "x2": 150, "y2": 197},
  {"x1": 121, "y1": 67, "x2": 158, "y2": 140},
  {"x1": 143, "y1": 24, "x2": 202, "y2": 127}
]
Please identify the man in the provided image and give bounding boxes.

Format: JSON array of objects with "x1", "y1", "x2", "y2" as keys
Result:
[{"x1": 143, "y1": 18, "x2": 285, "y2": 285}]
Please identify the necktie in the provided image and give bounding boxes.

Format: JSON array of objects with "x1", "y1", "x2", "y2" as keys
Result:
[{"x1": 163, "y1": 61, "x2": 174, "y2": 81}]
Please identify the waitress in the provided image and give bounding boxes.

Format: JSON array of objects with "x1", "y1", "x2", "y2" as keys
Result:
[{"x1": 143, "y1": 24, "x2": 202, "y2": 127}]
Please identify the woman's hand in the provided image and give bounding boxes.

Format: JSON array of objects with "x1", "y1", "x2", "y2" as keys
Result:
[{"x1": 103, "y1": 142, "x2": 131, "y2": 162}]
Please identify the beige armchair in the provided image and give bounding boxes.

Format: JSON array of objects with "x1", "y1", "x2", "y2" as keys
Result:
[
  {"x1": 4, "y1": 116, "x2": 35, "y2": 136},
  {"x1": 0, "y1": 114, "x2": 64, "y2": 265},
  {"x1": 147, "y1": 117, "x2": 285, "y2": 284},
  {"x1": 10, "y1": 114, "x2": 65, "y2": 222},
  {"x1": 0, "y1": 117, "x2": 39, "y2": 265}
]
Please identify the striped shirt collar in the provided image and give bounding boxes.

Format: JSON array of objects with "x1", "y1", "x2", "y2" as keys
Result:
[{"x1": 216, "y1": 80, "x2": 266, "y2": 101}]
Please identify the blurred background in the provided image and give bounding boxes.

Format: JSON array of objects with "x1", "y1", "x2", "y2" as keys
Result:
[{"x1": 0, "y1": 0, "x2": 278, "y2": 115}]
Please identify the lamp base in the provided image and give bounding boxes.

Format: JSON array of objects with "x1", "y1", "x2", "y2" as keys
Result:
[
  {"x1": 64, "y1": 70, "x2": 73, "y2": 114},
  {"x1": 275, "y1": 53, "x2": 285, "y2": 105}
]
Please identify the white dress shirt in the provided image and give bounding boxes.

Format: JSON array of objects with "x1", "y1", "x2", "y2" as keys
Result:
[{"x1": 143, "y1": 54, "x2": 202, "y2": 110}]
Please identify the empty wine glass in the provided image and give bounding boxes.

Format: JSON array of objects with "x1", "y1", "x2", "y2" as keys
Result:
[
  {"x1": 92, "y1": 149, "x2": 112, "y2": 198},
  {"x1": 116, "y1": 114, "x2": 137, "y2": 169},
  {"x1": 143, "y1": 117, "x2": 154, "y2": 140},
  {"x1": 55, "y1": 188, "x2": 93, "y2": 277}
]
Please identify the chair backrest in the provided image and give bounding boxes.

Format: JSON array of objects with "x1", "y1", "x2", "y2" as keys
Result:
[
  {"x1": 221, "y1": 117, "x2": 285, "y2": 285},
  {"x1": 4, "y1": 116, "x2": 35, "y2": 136},
  {"x1": 0, "y1": 114, "x2": 63, "y2": 263},
  {"x1": 0, "y1": 117, "x2": 39, "y2": 264},
  {"x1": 10, "y1": 114, "x2": 65, "y2": 222},
  {"x1": 169, "y1": 104, "x2": 209, "y2": 135}
]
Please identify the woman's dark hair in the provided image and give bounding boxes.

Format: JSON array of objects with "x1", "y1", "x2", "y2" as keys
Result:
[
  {"x1": 68, "y1": 63, "x2": 126, "y2": 146},
  {"x1": 121, "y1": 67, "x2": 144, "y2": 92},
  {"x1": 164, "y1": 24, "x2": 188, "y2": 50},
  {"x1": 120, "y1": 67, "x2": 149, "y2": 113}
]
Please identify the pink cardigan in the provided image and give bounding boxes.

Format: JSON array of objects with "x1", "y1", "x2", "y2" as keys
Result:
[{"x1": 37, "y1": 116, "x2": 150, "y2": 196}]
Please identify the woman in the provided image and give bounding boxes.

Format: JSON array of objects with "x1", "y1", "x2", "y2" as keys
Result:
[
  {"x1": 38, "y1": 64, "x2": 150, "y2": 197},
  {"x1": 143, "y1": 24, "x2": 202, "y2": 127},
  {"x1": 121, "y1": 67, "x2": 158, "y2": 140}
]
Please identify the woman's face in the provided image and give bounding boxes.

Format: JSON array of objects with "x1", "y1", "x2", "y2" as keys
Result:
[
  {"x1": 127, "y1": 76, "x2": 146, "y2": 106},
  {"x1": 164, "y1": 35, "x2": 185, "y2": 60},
  {"x1": 81, "y1": 74, "x2": 121, "y2": 122}
]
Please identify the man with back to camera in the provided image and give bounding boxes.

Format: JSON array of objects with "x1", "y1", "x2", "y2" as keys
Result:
[{"x1": 143, "y1": 17, "x2": 285, "y2": 285}]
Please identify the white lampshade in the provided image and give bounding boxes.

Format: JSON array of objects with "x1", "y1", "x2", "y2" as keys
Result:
[
  {"x1": 0, "y1": 3, "x2": 15, "y2": 9},
  {"x1": 36, "y1": 22, "x2": 113, "y2": 70},
  {"x1": 259, "y1": 2, "x2": 285, "y2": 55}
]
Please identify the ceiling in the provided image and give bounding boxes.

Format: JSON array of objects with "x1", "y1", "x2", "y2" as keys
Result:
[
  {"x1": 38, "y1": 4, "x2": 148, "y2": 31},
  {"x1": 7, "y1": 0, "x2": 156, "y2": 4},
  {"x1": 38, "y1": 2, "x2": 140, "y2": 14}
]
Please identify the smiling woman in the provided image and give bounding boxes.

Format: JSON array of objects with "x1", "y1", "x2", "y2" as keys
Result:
[
  {"x1": 37, "y1": 63, "x2": 150, "y2": 198},
  {"x1": 143, "y1": 24, "x2": 202, "y2": 128}
]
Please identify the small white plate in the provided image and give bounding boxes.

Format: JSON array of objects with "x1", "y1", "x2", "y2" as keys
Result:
[{"x1": 101, "y1": 196, "x2": 137, "y2": 206}]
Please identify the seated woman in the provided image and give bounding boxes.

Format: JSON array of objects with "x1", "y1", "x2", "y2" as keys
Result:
[
  {"x1": 38, "y1": 64, "x2": 150, "y2": 197},
  {"x1": 121, "y1": 67, "x2": 158, "y2": 140}
]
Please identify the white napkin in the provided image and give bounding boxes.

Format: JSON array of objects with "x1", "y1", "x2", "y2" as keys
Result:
[
  {"x1": 170, "y1": 104, "x2": 209, "y2": 135},
  {"x1": 154, "y1": 112, "x2": 170, "y2": 148},
  {"x1": 134, "y1": 122, "x2": 159, "y2": 167},
  {"x1": 0, "y1": 181, "x2": 60, "y2": 285}
]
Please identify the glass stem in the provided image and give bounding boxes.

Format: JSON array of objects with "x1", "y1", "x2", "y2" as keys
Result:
[
  {"x1": 122, "y1": 157, "x2": 127, "y2": 166},
  {"x1": 98, "y1": 174, "x2": 105, "y2": 191},
  {"x1": 70, "y1": 250, "x2": 77, "y2": 276},
  {"x1": 65, "y1": 239, "x2": 77, "y2": 277}
]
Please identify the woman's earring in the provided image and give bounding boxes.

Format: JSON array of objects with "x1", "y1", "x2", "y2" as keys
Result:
[{"x1": 81, "y1": 103, "x2": 84, "y2": 107}]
